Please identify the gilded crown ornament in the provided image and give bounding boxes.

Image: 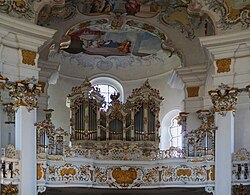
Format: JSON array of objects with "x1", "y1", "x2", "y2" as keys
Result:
[
  {"x1": 208, "y1": 83, "x2": 238, "y2": 116},
  {"x1": 0, "y1": 74, "x2": 44, "y2": 112}
]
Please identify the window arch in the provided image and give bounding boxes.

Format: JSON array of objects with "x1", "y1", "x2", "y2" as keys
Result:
[
  {"x1": 169, "y1": 116, "x2": 182, "y2": 148},
  {"x1": 90, "y1": 77, "x2": 124, "y2": 109}
]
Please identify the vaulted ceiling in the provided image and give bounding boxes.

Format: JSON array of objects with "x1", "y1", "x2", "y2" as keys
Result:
[{"x1": 1, "y1": 0, "x2": 249, "y2": 80}]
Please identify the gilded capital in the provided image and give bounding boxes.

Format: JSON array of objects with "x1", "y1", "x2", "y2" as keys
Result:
[{"x1": 208, "y1": 83, "x2": 238, "y2": 116}]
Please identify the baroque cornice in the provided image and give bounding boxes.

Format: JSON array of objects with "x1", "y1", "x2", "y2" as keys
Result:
[
  {"x1": 175, "y1": 65, "x2": 209, "y2": 86},
  {"x1": 199, "y1": 30, "x2": 250, "y2": 60},
  {"x1": 0, "y1": 13, "x2": 56, "y2": 52}
]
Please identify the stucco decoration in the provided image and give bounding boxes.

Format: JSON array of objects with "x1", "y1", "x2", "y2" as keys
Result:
[
  {"x1": 159, "y1": 0, "x2": 215, "y2": 39},
  {"x1": 204, "y1": 0, "x2": 250, "y2": 29},
  {"x1": 0, "y1": 0, "x2": 34, "y2": 19},
  {"x1": 37, "y1": 1, "x2": 76, "y2": 26},
  {"x1": 50, "y1": 48, "x2": 179, "y2": 72}
]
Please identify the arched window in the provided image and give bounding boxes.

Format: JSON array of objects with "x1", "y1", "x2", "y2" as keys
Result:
[
  {"x1": 169, "y1": 116, "x2": 182, "y2": 148},
  {"x1": 93, "y1": 84, "x2": 117, "y2": 109},
  {"x1": 91, "y1": 77, "x2": 124, "y2": 109}
]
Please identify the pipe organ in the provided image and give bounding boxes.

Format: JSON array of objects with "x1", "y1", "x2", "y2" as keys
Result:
[
  {"x1": 67, "y1": 79, "x2": 104, "y2": 142},
  {"x1": 67, "y1": 79, "x2": 163, "y2": 145}
]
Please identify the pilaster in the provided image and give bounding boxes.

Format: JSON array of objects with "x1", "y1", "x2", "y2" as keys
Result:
[
  {"x1": 215, "y1": 112, "x2": 234, "y2": 195},
  {"x1": 175, "y1": 65, "x2": 209, "y2": 112},
  {"x1": 15, "y1": 107, "x2": 37, "y2": 195}
]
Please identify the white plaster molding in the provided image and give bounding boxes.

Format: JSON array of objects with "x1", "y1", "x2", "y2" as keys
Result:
[
  {"x1": 199, "y1": 30, "x2": 250, "y2": 60},
  {"x1": 205, "y1": 186, "x2": 215, "y2": 194},
  {"x1": 175, "y1": 65, "x2": 209, "y2": 86},
  {"x1": 0, "y1": 13, "x2": 56, "y2": 52}
]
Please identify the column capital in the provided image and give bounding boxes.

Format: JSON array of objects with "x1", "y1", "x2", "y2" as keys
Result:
[{"x1": 209, "y1": 83, "x2": 238, "y2": 116}]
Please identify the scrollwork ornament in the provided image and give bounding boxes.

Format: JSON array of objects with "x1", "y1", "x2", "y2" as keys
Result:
[
  {"x1": 37, "y1": 186, "x2": 46, "y2": 194},
  {"x1": 2, "y1": 183, "x2": 18, "y2": 195},
  {"x1": 234, "y1": 184, "x2": 249, "y2": 195},
  {"x1": 205, "y1": 186, "x2": 214, "y2": 194},
  {"x1": 7, "y1": 77, "x2": 44, "y2": 112},
  {"x1": 0, "y1": 0, "x2": 33, "y2": 19}
]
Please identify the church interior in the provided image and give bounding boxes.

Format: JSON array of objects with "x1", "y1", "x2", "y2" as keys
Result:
[{"x1": 0, "y1": 0, "x2": 250, "y2": 194}]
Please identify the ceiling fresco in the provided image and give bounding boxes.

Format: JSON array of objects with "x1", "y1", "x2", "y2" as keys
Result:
[
  {"x1": 76, "y1": 0, "x2": 161, "y2": 17},
  {"x1": 61, "y1": 19, "x2": 166, "y2": 57},
  {"x1": 1, "y1": 0, "x2": 248, "y2": 32},
  {"x1": 0, "y1": 0, "x2": 249, "y2": 78},
  {"x1": 51, "y1": 19, "x2": 183, "y2": 74},
  {"x1": 204, "y1": 0, "x2": 250, "y2": 29}
]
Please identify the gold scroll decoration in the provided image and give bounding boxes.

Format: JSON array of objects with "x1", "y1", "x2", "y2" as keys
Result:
[
  {"x1": 186, "y1": 86, "x2": 199, "y2": 97},
  {"x1": 60, "y1": 167, "x2": 76, "y2": 176},
  {"x1": 216, "y1": 58, "x2": 231, "y2": 73},
  {"x1": 176, "y1": 169, "x2": 192, "y2": 177},
  {"x1": 112, "y1": 168, "x2": 137, "y2": 185},
  {"x1": 37, "y1": 163, "x2": 43, "y2": 180},
  {"x1": 21, "y1": 50, "x2": 36, "y2": 66},
  {"x1": 2, "y1": 183, "x2": 18, "y2": 195}
]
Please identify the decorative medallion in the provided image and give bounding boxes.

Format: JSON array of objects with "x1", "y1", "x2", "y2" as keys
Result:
[
  {"x1": 112, "y1": 167, "x2": 138, "y2": 187},
  {"x1": 21, "y1": 50, "x2": 36, "y2": 66},
  {"x1": 186, "y1": 86, "x2": 199, "y2": 97},
  {"x1": 216, "y1": 58, "x2": 231, "y2": 73}
]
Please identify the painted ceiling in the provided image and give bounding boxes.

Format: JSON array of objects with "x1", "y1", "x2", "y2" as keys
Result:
[{"x1": 0, "y1": 0, "x2": 249, "y2": 80}]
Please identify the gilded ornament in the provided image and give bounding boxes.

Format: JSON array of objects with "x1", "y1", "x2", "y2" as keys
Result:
[
  {"x1": 60, "y1": 167, "x2": 76, "y2": 176},
  {"x1": 2, "y1": 183, "x2": 18, "y2": 195},
  {"x1": 21, "y1": 50, "x2": 36, "y2": 66},
  {"x1": 234, "y1": 184, "x2": 248, "y2": 195},
  {"x1": 37, "y1": 163, "x2": 43, "y2": 180},
  {"x1": 176, "y1": 169, "x2": 192, "y2": 177},
  {"x1": 233, "y1": 148, "x2": 249, "y2": 161},
  {"x1": 112, "y1": 167, "x2": 137, "y2": 186},
  {"x1": 216, "y1": 58, "x2": 231, "y2": 73},
  {"x1": 186, "y1": 86, "x2": 199, "y2": 97},
  {"x1": 209, "y1": 83, "x2": 238, "y2": 116}
]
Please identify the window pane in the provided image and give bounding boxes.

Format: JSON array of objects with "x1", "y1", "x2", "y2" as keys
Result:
[{"x1": 93, "y1": 84, "x2": 118, "y2": 110}]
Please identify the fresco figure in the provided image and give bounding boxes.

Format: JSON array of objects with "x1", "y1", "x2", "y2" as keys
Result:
[
  {"x1": 125, "y1": 0, "x2": 141, "y2": 15},
  {"x1": 90, "y1": 0, "x2": 102, "y2": 13},
  {"x1": 101, "y1": 0, "x2": 115, "y2": 13}
]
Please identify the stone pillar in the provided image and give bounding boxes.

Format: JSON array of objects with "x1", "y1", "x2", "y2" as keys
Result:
[
  {"x1": 215, "y1": 112, "x2": 234, "y2": 195},
  {"x1": 15, "y1": 107, "x2": 37, "y2": 195}
]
